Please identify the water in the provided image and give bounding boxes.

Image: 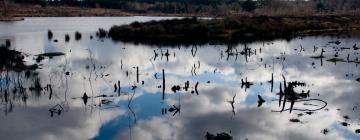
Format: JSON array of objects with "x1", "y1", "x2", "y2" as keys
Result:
[{"x1": 0, "y1": 17, "x2": 360, "y2": 140}]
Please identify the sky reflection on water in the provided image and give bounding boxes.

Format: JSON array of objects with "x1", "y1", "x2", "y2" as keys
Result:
[{"x1": 0, "y1": 17, "x2": 360, "y2": 140}]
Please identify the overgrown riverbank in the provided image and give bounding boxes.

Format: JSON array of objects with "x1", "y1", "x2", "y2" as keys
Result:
[{"x1": 106, "y1": 16, "x2": 360, "y2": 46}]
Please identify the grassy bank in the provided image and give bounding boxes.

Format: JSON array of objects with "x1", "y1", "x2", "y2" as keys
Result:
[{"x1": 106, "y1": 16, "x2": 360, "y2": 46}]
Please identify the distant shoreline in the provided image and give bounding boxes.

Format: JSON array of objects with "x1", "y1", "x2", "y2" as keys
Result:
[
  {"x1": 2, "y1": 5, "x2": 207, "y2": 19},
  {"x1": 3, "y1": 4, "x2": 360, "y2": 19}
]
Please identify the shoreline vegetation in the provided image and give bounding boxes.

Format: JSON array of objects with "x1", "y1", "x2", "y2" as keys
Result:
[{"x1": 105, "y1": 16, "x2": 360, "y2": 46}]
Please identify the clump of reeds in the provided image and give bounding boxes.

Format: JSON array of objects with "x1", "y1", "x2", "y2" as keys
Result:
[
  {"x1": 65, "y1": 34, "x2": 70, "y2": 42},
  {"x1": 48, "y1": 30, "x2": 53, "y2": 40},
  {"x1": 96, "y1": 28, "x2": 108, "y2": 38},
  {"x1": 75, "y1": 31, "x2": 82, "y2": 40}
]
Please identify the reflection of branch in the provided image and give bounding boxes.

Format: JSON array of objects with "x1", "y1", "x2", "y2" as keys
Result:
[
  {"x1": 194, "y1": 82, "x2": 199, "y2": 95},
  {"x1": 128, "y1": 90, "x2": 137, "y2": 124},
  {"x1": 271, "y1": 99, "x2": 327, "y2": 112},
  {"x1": 63, "y1": 55, "x2": 69, "y2": 111},
  {"x1": 171, "y1": 105, "x2": 180, "y2": 116},
  {"x1": 128, "y1": 112, "x2": 133, "y2": 140},
  {"x1": 227, "y1": 94, "x2": 236, "y2": 116},
  {"x1": 162, "y1": 69, "x2": 165, "y2": 100},
  {"x1": 87, "y1": 49, "x2": 96, "y2": 108},
  {"x1": 99, "y1": 105, "x2": 121, "y2": 110},
  {"x1": 4, "y1": 100, "x2": 13, "y2": 115}
]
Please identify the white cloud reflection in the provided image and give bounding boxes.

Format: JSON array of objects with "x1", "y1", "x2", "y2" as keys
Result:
[{"x1": 0, "y1": 18, "x2": 360, "y2": 140}]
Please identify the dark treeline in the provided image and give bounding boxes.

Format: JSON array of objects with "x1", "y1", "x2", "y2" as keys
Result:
[
  {"x1": 106, "y1": 16, "x2": 360, "y2": 46},
  {"x1": 10, "y1": 0, "x2": 360, "y2": 15},
  {"x1": 13, "y1": 0, "x2": 243, "y2": 14}
]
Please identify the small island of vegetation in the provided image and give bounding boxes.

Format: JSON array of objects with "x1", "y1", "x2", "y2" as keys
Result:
[{"x1": 106, "y1": 16, "x2": 360, "y2": 45}]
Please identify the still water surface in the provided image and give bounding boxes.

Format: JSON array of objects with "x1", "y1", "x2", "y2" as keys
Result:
[{"x1": 0, "y1": 17, "x2": 360, "y2": 140}]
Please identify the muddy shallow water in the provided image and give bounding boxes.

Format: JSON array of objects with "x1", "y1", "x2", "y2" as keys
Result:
[{"x1": 0, "y1": 17, "x2": 360, "y2": 140}]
